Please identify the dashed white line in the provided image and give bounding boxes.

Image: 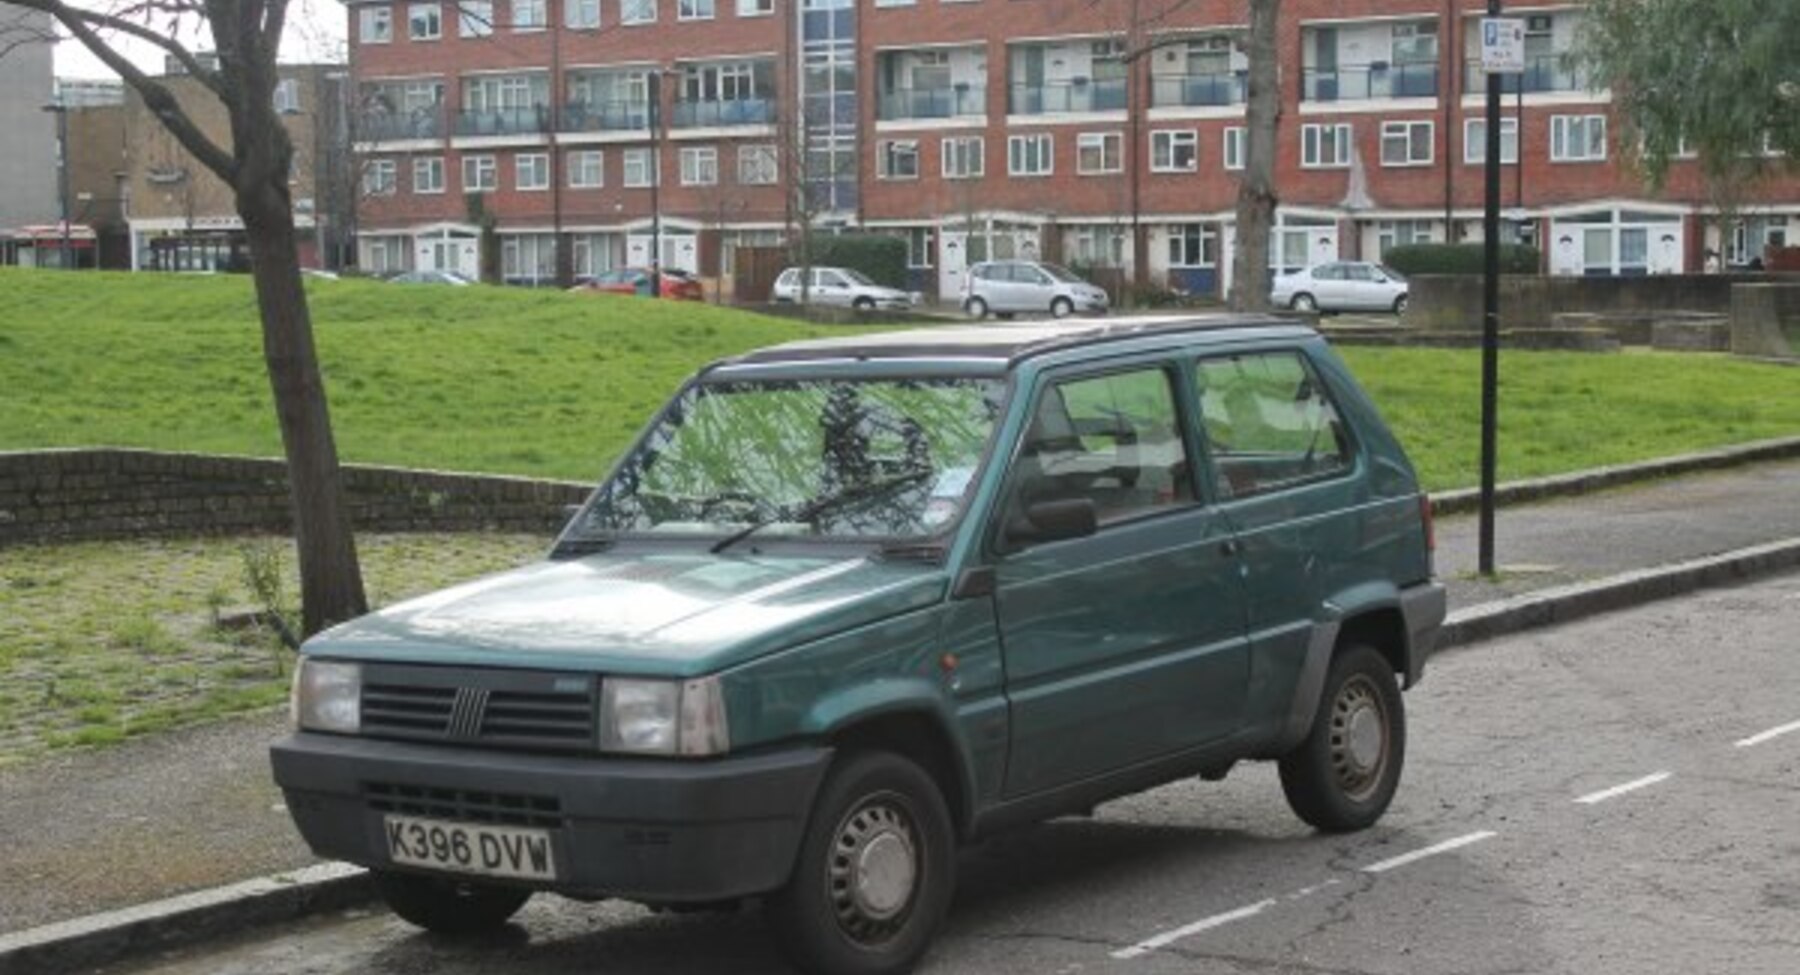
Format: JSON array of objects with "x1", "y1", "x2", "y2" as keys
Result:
[
  {"x1": 1735, "y1": 719, "x2": 1800, "y2": 749},
  {"x1": 1111, "y1": 898, "x2": 1278, "y2": 960},
  {"x1": 1574, "y1": 771, "x2": 1673, "y2": 805},
  {"x1": 1360, "y1": 830, "x2": 1498, "y2": 874}
]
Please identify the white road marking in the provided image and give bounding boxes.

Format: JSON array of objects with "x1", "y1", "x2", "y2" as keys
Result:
[
  {"x1": 1111, "y1": 898, "x2": 1278, "y2": 960},
  {"x1": 1735, "y1": 719, "x2": 1800, "y2": 748},
  {"x1": 1574, "y1": 771, "x2": 1672, "y2": 805},
  {"x1": 1286, "y1": 878, "x2": 1342, "y2": 900},
  {"x1": 1360, "y1": 830, "x2": 1498, "y2": 874}
]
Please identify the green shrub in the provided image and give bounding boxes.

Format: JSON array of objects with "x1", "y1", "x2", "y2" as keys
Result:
[
  {"x1": 799, "y1": 235, "x2": 909, "y2": 289},
  {"x1": 1383, "y1": 243, "x2": 1542, "y2": 276}
]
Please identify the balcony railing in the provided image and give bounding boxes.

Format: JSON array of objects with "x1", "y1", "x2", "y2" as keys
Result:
[
  {"x1": 559, "y1": 99, "x2": 650, "y2": 133},
  {"x1": 1009, "y1": 79, "x2": 1128, "y2": 115},
  {"x1": 1302, "y1": 63, "x2": 1439, "y2": 102},
  {"x1": 357, "y1": 111, "x2": 444, "y2": 142},
  {"x1": 1150, "y1": 72, "x2": 1246, "y2": 108},
  {"x1": 670, "y1": 98, "x2": 778, "y2": 128},
  {"x1": 1464, "y1": 55, "x2": 1593, "y2": 95},
  {"x1": 453, "y1": 106, "x2": 549, "y2": 137},
  {"x1": 877, "y1": 85, "x2": 987, "y2": 121}
]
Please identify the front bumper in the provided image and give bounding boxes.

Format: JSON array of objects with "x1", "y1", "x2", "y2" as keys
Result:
[{"x1": 271, "y1": 732, "x2": 832, "y2": 903}]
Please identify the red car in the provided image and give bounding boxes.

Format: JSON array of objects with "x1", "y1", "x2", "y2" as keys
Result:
[{"x1": 569, "y1": 267, "x2": 704, "y2": 301}]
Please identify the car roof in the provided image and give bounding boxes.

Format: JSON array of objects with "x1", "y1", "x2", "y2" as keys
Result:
[{"x1": 714, "y1": 314, "x2": 1318, "y2": 371}]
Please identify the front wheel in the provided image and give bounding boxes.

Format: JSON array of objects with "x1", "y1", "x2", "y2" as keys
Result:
[
  {"x1": 1278, "y1": 644, "x2": 1405, "y2": 833},
  {"x1": 853, "y1": 296, "x2": 876, "y2": 312},
  {"x1": 765, "y1": 751, "x2": 956, "y2": 975},
  {"x1": 964, "y1": 296, "x2": 989, "y2": 320},
  {"x1": 1050, "y1": 296, "x2": 1075, "y2": 319},
  {"x1": 375, "y1": 871, "x2": 531, "y2": 934},
  {"x1": 1393, "y1": 294, "x2": 1409, "y2": 315},
  {"x1": 1290, "y1": 293, "x2": 1319, "y2": 313}
]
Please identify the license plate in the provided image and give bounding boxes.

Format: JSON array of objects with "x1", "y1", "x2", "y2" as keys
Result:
[{"x1": 384, "y1": 815, "x2": 557, "y2": 881}]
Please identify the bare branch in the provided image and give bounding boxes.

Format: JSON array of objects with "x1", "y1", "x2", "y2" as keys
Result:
[{"x1": 42, "y1": 1, "x2": 230, "y2": 99}]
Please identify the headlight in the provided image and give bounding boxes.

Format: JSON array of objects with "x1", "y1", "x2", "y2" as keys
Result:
[
  {"x1": 600, "y1": 676, "x2": 730, "y2": 756},
  {"x1": 292, "y1": 659, "x2": 361, "y2": 734}
]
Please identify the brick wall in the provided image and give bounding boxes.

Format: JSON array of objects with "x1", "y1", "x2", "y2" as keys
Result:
[
  {"x1": 0, "y1": 449, "x2": 591, "y2": 546},
  {"x1": 1408, "y1": 273, "x2": 1795, "y2": 331}
]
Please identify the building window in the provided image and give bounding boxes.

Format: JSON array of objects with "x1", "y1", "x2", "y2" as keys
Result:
[
  {"x1": 516, "y1": 152, "x2": 549, "y2": 190},
  {"x1": 942, "y1": 136, "x2": 984, "y2": 178},
  {"x1": 1150, "y1": 130, "x2": 1197, "y2": 172},
  {"x1": 623, "y1": 148, "x2": 657, "y2": 187},
  {"x1": 622, "y1": 0, "x2": 656, "y2": 25},
  {"x1": 462, "y1": 154, "x2": 497, "y2": 192},
  {"x1": 1302, "y1": 123, "x2": 1352, "y2": 168},
  {"x1": 458, "y1": 0, "x2": 493, "y2": 36},
  {"x1": 1077, "y1": 132, "x2": 1123, "y2": 175},
  {"x1": 1552, "y1": 115, "x2": 1607, "y2": 162},
  {"x1": 1464, "y1": 118, "x2": 1519, "y2": 165},
  {"x1": 364, "y1": 159, "x2": 397, "y2": 195},
  {"x1": 567, "y1": 0, "x2": 600, "y2": 28},
  {"x1": 679, "y1": 146, "x2": 718, "y2": 185},
  {"x1": 679, "y1": 0, "x2": 715, "y2": 20},
  {"x1": 1068, "y1": 226, "x2": 1125, "y2": 267},
  {"x1": 273, "y1": 78, "x2": 301, "y2": 114},
  {"x1": 568, "y1": 149, "x2": 603, "y2": 187},
  {"x1": 903, "y1": 227, "x2": 933, "y2": 268},
  {"x1": 877, "y1": 140, "x2": 919, "y2": 179},
  {"x1": 513, "y1": 0, "x2": 547, "y2": 29},
  {"x1": 413, "y1": 156, "x2": 445, "y2": 193},
  {"x1": 1224, "y1": 126, "x2": 1245, "y2": 171},
  {"x1": 1380, "y1": 120, "x2": 1433, "y2": 167},
  {"x1": 1008, "y1": 133, "x2": 1053, "y2": 176},
  {"x1": 1167, "y1": 223, "x2": 1217, "y2": 268},
  {"x1": 359, "y1": 6, "x2": 393, "y2": 43},
  {"x1": 1376, "y1": 220, "x2": 1435, "y2": 259},
  {"x1": 737, "y1": 0, "x2": 774, "y2": 14},
  {"x1": 408, "y1": 3, "x2": 441, "y2": 39},
  {"x1": 502, "y1": 234, "x2": 558, "y2": 286},
  {"x1": 737, "y1": 144, "x2": 777, "y2": 184}
]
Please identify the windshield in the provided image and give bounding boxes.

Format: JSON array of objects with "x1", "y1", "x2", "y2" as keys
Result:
[
  {"x1": 1039, "y1": 263, "x2": 1084, "y2": 283},
  {"x1": 1377, "y1": 264, "x2": 1407, "y2": 283},
  {"x1": 572, "y1": 377, "x2": 1007, "y2": 544},
  {"x1": 842, "y1": 269, "x2": 879, "y2": 287}
]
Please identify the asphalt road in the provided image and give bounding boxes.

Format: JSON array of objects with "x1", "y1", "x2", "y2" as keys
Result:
[{"x1": 104, "y1": 575, "x2": 1800, "y2": 975}]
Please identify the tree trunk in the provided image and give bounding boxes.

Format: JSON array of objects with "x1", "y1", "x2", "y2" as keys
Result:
[
  {"x1": 1232, "y1": 0, "x2": 1282, "y2": 312},
  {"x1": 239, "y1": 183, "x2": 369, "y2": 636}
]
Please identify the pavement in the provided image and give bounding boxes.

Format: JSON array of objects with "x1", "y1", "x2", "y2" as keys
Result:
[{"x1": 7, "y1": 446, "x2": 1800, "y2": 972}]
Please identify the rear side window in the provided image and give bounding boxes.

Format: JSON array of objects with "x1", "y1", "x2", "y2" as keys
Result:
[{"x1": 1194, "y1": 352, "x2": 1354, "y2": 499}]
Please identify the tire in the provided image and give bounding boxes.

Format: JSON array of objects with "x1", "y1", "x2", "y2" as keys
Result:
[
  {"x1": 1393, "y1": 294, "x2": 1409, "y2": 315},
  {"x1": 1050, "y1": 296, "x2": 1075, "y2": 319},
  {"x1": 1290, "y1": 293, "x2": 1319, "y2": 313},
  {"x1": 853, "y1": 296, "x2": 876, "y2": 312},
  {"x1": 765, "y1": 751, "x2": 957, "y2": 975},
  {"x1": 375, "y1": 870, "x2": 532, "y2": 934},
  {"x1": 1278, "y1": 644, "x2": 1405, "y2": 833},
  {"x1": 965, "y1": 296, "x2": 989, "y2": 320}
]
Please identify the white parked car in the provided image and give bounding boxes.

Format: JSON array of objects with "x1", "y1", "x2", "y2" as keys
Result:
[
  {"x1": 771, "y1": 266, "x2": 914, "y2": 310},
  {"x1": 962, "y1": 260, "x2": 1110, "y2": 319},
  {"x1": 1271, "y1": 262, "x2": 1409, "y2": 314}
]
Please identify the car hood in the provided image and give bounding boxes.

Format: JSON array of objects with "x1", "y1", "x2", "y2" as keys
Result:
[{"x1": 304, "y1": 550, "x2": 948, "y2": 677}]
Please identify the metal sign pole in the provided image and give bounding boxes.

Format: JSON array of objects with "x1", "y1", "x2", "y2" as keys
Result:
[{"x1": 1479, "y1": 0, "x2": 1505, "y2": 577}]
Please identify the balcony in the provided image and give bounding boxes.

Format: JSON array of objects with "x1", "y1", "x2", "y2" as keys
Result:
[
  {"x1": 454, "y1": 106, "x2": 549, "y2": 137},
  {"x1": 1009, "y1": 79, "x2": 1127, "y2": 116},
  {"x1": 1302, "y1": 63, "x2": 1438, "y2": 102},
  {"x1": 877, "y1": 85, "x2": 986, "y2": 121},
  {"x1": 1464, "y1": 55, "x2": 1593, "y2": 95},
  {"x1": 669, "y1": 97, "x2": 778, "y2": 128},
  {"x1": 358, "y1": 111, "x2": 444, "y2": 142},
  {"x1": 1150, "y1": 72, "x2": 1245, "y2": 109},
  {"x1": 559, "y1": 99, "x2": 650, "y2": 134}
]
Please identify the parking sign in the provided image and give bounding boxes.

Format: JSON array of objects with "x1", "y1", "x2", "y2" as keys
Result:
[{"x1": 1481, "y1": 18, "x2": 1527, "y2": 74}]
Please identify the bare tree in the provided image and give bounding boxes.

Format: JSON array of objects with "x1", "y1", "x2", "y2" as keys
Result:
[
  {"x1": 12, "y1": 0, "x2": 367, "y2": 635},
  {"x1": 1229, "y1": 0, "x2": 1280, "y2": 312}
]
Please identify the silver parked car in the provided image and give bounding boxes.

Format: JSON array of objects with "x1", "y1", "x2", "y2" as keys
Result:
[
  {"x1": 962, "y1": 260, "x2": 1110, "y2": 319},
  {"x1": 1270, "y1": 262, "x2": 1409, "y2": 314},
  {"x1": 771, "y1": 266, "x2": 914, "y2": 310}
]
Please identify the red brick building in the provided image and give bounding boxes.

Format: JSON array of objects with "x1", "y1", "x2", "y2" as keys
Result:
[{"x1": 341, "y1": 0, "x2": 1800, "y2": 298}]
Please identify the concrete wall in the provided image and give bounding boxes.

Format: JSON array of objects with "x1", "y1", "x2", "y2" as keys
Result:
[
  {"x1": 0, "y1": 450, "x2": 590, "y2": 546},
  {"x1": 0, "y1": 3, "x2": 58, "y2": 232},
  {"x1": 1731, "y1": 285, "x2": 1800, "y2": 360},
  {"x1": 1408, "y1": 273, "x2": 1794, "y2": 331}
]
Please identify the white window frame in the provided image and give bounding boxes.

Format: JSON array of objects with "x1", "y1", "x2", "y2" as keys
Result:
[
  {"x1": 623, "y1": 147, "x2": 658, "y2": 187},
  {"x1": 359, "y1": 5, "x2": 393, "y2": 43},
  {"x1": 622, "y1": 0, "x2": 657, "y2": 25},
  {"x1": 461, "y1": 154, "x2": 497, "y2": 192},
  {"x1": 516, "y1": 152, "x2": 550, "y2": 190},
  {"x1": 1301, "y1": 123, "x2": 1352, "y2": 169},
  {"x1": 877, "y1": 139, "x2": 920, "y2": 180},
  {"x1": 942, "y1": 136, "x2": 984, "y2": 179},
  {"x1": 1166, "y1": 223, "x2": 1217, "y2": 268},
  {"x1": 1380, "y1": 120, "x2": 1434, "y2": 168},
  {"x1": 1223, "y1": 126, "x2": 1246, "y2": 171},
  {"x1": 1008, "y1": 133, "x2": 1053, "y2": 177},
  {"x1": 737, "y1": 144, "x2": 778, "y2": 184},
  {"x1": 679, "y1": 0, "x2": 716, "y2": 20},
  {"x1": 566, "y1": 0, "x2": 601, "y2": 28},
  {"x1": 736, "y1": 0, "x2": 774, "y2": 15},
  {"x1": 458, "y1": 0, "x2": 493, "y2": 36},
  {"x1": 568, "y1": 149, "x2": 604, "y2": 188},
  {"x1": 679, "y1": 146, "x2": 719, "y2": 186},
  {"x1": 1464, "y1": 117, "x2": 1520, "y2": 165},
  {"x1": 1076, "y1": 132, "x2": 1123, "y2": 175},
  {"x1": 1150, "y1": 129, "x2": 1198, "y2": 173},
  {"x1": 1551, "y1": 115, "x2": 1607, "y2": 163},
  {"x1": 413, "y1": 156, "x2": 445, "y2": 194},
  {"x1": 407, "y1": 3, "x2": 441, "y2": 40},
  {"x1": 512, "y1": 0, "x2": 547, "y2": 30},
  {"x1": 364, "y1": 158, "x2": 397, "y2": 196}
]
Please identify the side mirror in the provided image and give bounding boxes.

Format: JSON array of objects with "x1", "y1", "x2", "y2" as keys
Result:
[{"x1": 1004, "y1": 498, "x2": 1098, "y2": 548}]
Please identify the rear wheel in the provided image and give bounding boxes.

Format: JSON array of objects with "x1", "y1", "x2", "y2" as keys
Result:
[
  {"x1": 1050, "y1": 296, "x2": 1075, "y2": 318},
  {"x1": 965, "y1": 296, "x2": 989, "y2": 320},
  {"x1": 853, "y1": 296, "x2": 876, "y2": 312},
  {"x1": 375, "y1": 871, "x2": 531, "y2": 934},
  {"x1": 1290, "y1": 293, "x2": 1319, "y2": 313},
  {"x1": 1393, "y1": 294, "x2": 1409, "y2": 315},
  {"x1": 765, "y1": 751, "x2": 956, "y2": 975},
  {"x1": 1278, "y1": 644, "x2": 1405, "y2": 832}
]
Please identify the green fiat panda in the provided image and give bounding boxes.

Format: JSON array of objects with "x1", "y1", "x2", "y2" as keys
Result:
[{"x1": 273, "y1": 317, "x2": 1445, "y2": 975}]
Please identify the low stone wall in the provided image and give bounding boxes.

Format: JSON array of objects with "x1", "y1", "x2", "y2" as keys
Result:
[
  {"x1": 1730, "y1": 284, "x2": 1800, "y2": 360},
  {"x1": 0, "y1": 449, "x2": 592, "y2": 546},
  {"x1": 1408, "y1": 273, "x2": 1792, "y2": 333}
]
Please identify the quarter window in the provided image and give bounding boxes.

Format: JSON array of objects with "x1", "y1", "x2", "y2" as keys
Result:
[{"x1": 1195, "y1": 352, "x2": 1353, "y2": 499}]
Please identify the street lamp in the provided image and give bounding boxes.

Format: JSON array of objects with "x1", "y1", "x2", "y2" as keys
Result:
[{"x1": 41, "y1": 100, "x2": 73, "y2": 269}]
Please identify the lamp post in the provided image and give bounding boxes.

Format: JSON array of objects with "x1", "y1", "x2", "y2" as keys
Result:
[
  {"x1": 41, "y1": 100, "x2": 72, "y2": 269},
  {"x1": 648, "y1": 69, "x2": 669, "y2": 299}
]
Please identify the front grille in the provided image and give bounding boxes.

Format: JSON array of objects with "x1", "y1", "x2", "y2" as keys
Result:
[
  {"x1": 365, "y1": 781, "x2": 563, "y2": 828},
  {"x1": 360, "y1": 664, "x2": 597, "y2": 752}
]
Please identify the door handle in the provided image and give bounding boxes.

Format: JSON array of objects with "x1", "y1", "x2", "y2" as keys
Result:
[{"x1": 1219, "y1": 539, "x2": 1242, "y2": 557}]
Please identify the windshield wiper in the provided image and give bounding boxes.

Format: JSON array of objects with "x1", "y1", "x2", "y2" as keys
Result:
[
  {"x1": 551, "y1": 536, "x2": 616, "y2": 559},
  {"x1": 710, "y1": 470, "x2": 932, "y2": 555}
]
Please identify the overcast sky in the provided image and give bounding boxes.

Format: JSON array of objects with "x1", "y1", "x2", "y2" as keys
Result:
[{"x1": 55, "y1": 0, "x2": 348, "y2": 79}]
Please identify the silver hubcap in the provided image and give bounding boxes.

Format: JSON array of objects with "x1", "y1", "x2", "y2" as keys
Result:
[
  {"x1": 828, "y1": 797, "x2": 919, "y2": 943},
  {"x1": 1329, "y1": 677, "x2": 1387, "y2": 801}
]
